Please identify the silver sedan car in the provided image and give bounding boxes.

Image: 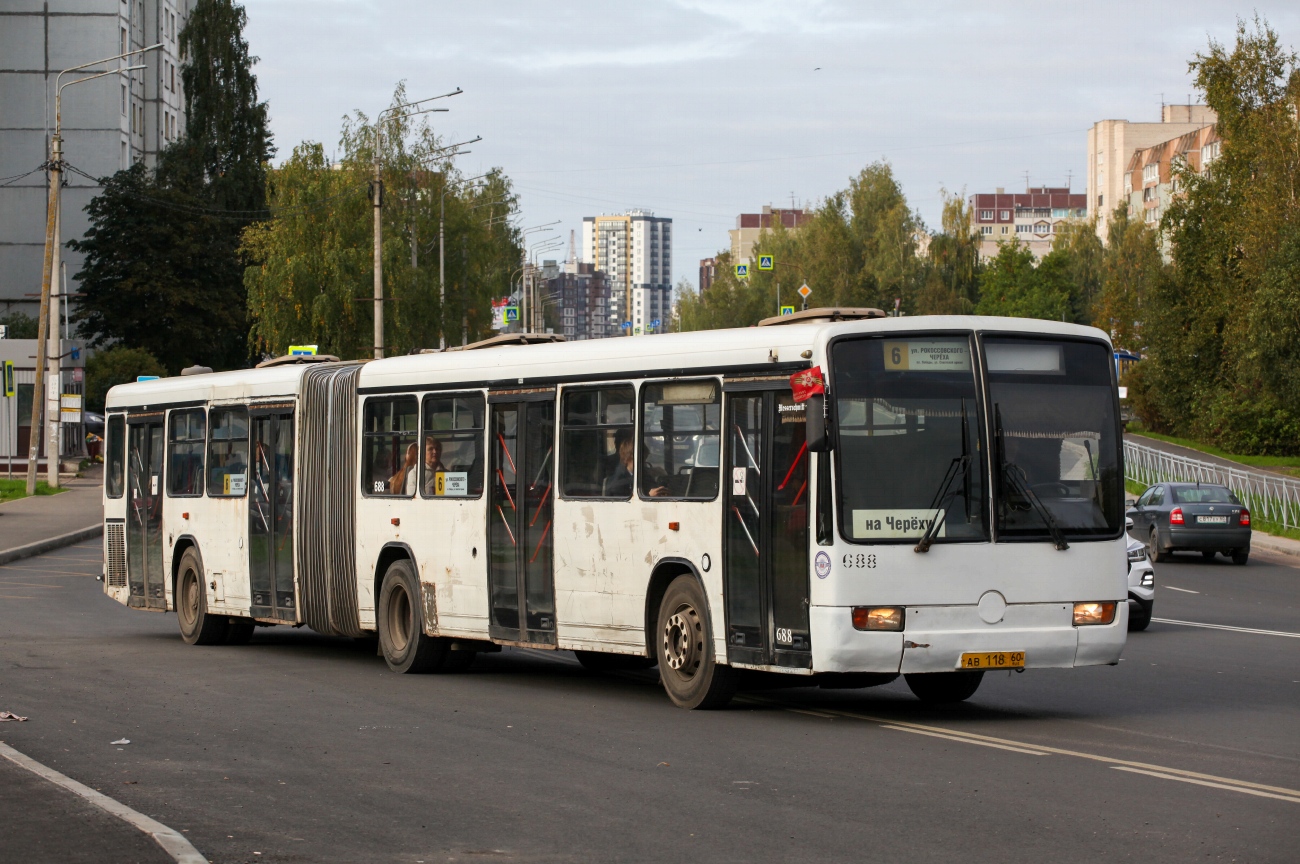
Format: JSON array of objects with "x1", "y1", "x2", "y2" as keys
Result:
[{"x1": 1126, "y1": 517, "x2": 1155, "y2": 631}]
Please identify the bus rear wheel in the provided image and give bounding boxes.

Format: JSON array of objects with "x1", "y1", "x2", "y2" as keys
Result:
[
  {"x1": 378, "y1": 560, "x2": 447, "y2": 674},
  {"x1": 904, "y1": 671, "x2": 984, "y2": 704},
  {"x1": 656, "y1": 575, "x2": 735, "y2": 709},
  {"x1": 176, "y1": 549, "x2": 227, "y2": 646}
]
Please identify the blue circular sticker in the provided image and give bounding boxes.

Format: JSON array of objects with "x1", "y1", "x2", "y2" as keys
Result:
[{"x1": 815, "y1": 550, "x2": 832, "y2": 579}]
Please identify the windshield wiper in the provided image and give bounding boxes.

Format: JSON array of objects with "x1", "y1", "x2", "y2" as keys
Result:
[
  {"x1": 915, "y1": 398, "x2": 973, "y2": 554},
  {"x1": 914, "y1": 454, "x2": 970, "y2": 554},
  {"x1": 995, "y1": 405, "x2": 1069, "y2": 551}
]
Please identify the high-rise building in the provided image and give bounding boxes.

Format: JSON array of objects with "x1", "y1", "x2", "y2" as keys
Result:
[
  {"x1": 582, "y1": 210, "x2": 672, "y2": 335},
  {"x1": 969, "y1": 187, "x2": 1088, "y2": 260},
  {"x1": 698, "y1": 257, "x2": 718, "y2": 293},
  {"x1": 729, "y1": 206, "x2": 809, "y2": 263},
  {"x1": 545, "y1": 260, "x2": 611, "y2": 341},
  {"x1": 1086, "y1": 104, "x2": 1216, "y2": 237},
  {"x1": 1, "y1": 0, "x2": 191, "y2": 319}
]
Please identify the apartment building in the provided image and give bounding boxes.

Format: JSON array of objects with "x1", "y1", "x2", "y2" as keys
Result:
[
  {"x1": 0, "y1": 0, "x2": 190, "y2": 320},
  {"x1": 1086, "y1": 104, "x2": 1216, "y2": 237},
  {"x1": 698, "y1": 256, "x2": 718, "y2": 293},
  {"x1": 545, "y1": 260, "x2": 611, "y2": 341},
  {"x1": 968, "y1": 187, "x2": 1088, "y2": 260},
  {"x1": 1124, "y1": 125, "x2": 1221, "y2": 229},
  {"x1": 728, "y1": 206, "x2": 809, "y2": 263},
  {"x1": 582, "y1": 210, "x2": 672, "y2": 335}
]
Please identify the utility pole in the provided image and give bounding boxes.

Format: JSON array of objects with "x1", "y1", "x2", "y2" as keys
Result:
[
  {"x1": 439, "y1": 182, "x2": 446, "y2": 350},
  {"x1": 372, "y1": 156, "x2": 384, "y2": 359},
  {"x1": 28, "y1": 46, "x2": 156, "y2": 495}
]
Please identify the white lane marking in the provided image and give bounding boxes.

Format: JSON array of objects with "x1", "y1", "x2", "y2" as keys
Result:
[
  {"x1": 1153, "y1": 618, "x2": 1300, "y2": 638},
  {"x1": 0, "y1": 742, "x2": 208, "y2": 863},
  {"x1": 1164, "y1": 586, "x2": 1200, "y2": 594},
  {"x1": 747, "y1": 697, "x2": 1300, "y2": 801},
  {"x1": 1111, "y1": 767, "x2": 1300, "y2": 804},
  {"x1": 880, "y1": 724, "x2": 1047, "y2": 755}
]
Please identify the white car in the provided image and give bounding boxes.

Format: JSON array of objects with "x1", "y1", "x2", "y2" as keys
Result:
[{"x1": 1126, "y1": 517, "x2": 1155, "y2": 631}]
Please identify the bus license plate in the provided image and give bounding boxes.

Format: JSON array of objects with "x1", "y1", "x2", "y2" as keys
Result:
[{"x1": 960, "y1": 651, "x2": 1025, "y2": 670}]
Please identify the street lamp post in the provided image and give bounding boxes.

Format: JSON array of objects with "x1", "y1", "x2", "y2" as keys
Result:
[
  {"x1": 369, "y1": 89, "x2": 462, "y2": 359},
  {"x1": 26, "y1": 45, "x2": 158, "y2": 495}
]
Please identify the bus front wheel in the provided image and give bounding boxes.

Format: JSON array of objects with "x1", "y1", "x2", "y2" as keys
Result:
[
  {"x1": 656, "y1": 575, "x2": 735, "y2": 709},
  {"x1": 176, "y1": 549, "x2": 228, "y2": 646},
  {"x1": 378, "y1": 560, "x2": 447, "y2": 674},
  {"x1": 904, "y1": 671, "x2": 984, "y2": 704}
]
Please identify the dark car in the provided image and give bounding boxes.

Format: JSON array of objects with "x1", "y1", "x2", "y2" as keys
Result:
[{"x1": 1126, "y1": 482, "x2": 1251, "y2": 565}]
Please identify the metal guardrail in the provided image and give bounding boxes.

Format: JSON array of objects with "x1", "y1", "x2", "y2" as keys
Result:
[{"x1": 1124, "y1": 440, "x2": 1300, "y2": 531}]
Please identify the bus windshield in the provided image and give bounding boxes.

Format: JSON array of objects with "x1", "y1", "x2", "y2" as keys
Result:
[
  {"x1": 985, "y1": 337, "x2": 1121, "y2": 540},
  {"x1": 831, "y1": 335, "x2": 987, "y2": 544}
]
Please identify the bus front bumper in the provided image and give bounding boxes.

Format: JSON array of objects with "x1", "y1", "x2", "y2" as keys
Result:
[{"x1": 809, "y1": 602, "x2": 1127, "y2": 675}]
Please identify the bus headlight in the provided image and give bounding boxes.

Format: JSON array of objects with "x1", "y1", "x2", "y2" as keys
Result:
[
  {"x1": 1073, "y1": 601, "x2": 1117, "y2": 626},
  {"x1": 852, "y1": 606, "x2": 905, "y2": 631}
]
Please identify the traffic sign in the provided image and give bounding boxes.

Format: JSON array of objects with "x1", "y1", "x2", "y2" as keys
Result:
[
  {"x1": 734, "y1": 263, "x2": 749, "y2": 279},
  {"x1": 2, "y1": 361, "x2": 14, "y2": 398},
  {"x1": 288, "y1": 344, "x2": 317, "y2": 356},
  {"x1": 780, "y1": 306, "x2": 795, "y2": 316},
  {"x1": 136, "y1": 375, "x2": 160, "y2": 382},
  {"x1": 798, "y1": 283, "x2": 812, "y2": 299},
  {"x1": 504, "y1": 306, "x2": 520, "y2": 322},
  {"x1": 621, "y1": 321, "x2": 632, "y2": 329},
  {"x1": 758, "y1": 255, "x2": 774, "y2": 271}
]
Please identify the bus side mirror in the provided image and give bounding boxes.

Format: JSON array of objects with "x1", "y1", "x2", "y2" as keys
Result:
[{"x1": 806, "y1": 394, "x2": 830, "y2": 452}]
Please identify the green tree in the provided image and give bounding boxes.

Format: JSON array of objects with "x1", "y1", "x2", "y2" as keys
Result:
[
  {"x1": 1140, "y1": 16, "x2": 1300, "y2": 452},
  {"x1": 71, "y1": 165, "x2": 249, "y2": 371},
  {"x1": 1094, "y1": 206, "x2": 1165, "y2": 353},
  {"x1": 242, "y1": 85, "x2": 523, "y2": 358},
  {"x1": 976, "y1": 238, "x2": 1071, "y2": 321},
  {"x1": 1050, "y1": 218, "x2": 1104, "y2": 322},
  {"x1": 0, "y1": 312, "x2": 39, "y2": 339},
  {"x1": 72, "y1": 0, "x2": 271, "y2": 370},
  {"x1": 916, "y1": 191, "x2": 981, "y2": 315},
  {"x1": 84, "y1": 346, "x2": 167, "y2": 413}
]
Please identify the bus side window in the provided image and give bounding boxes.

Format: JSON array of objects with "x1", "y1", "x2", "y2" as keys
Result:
[
  {"x1": 561, "y1": 386, "x2": 634, "y2": 499},
  {"x1": 106, "y1": 414, "x2": 125, "y2": 498},
  {"x1": 207, "y1": 407, "x2": 249, "y2": 497},
  {"x1": 363, "y1": 396, "x2": 418, "y2": 497},
  {"x1": 421, "y1": 393, "x2": 485, "y2": 498},
  {"x1": 167, "y1": 408, "x2": 206, "y2": 497},
  {"x1": 639, "y1": 380, "x2": 720, "y2": 500}
]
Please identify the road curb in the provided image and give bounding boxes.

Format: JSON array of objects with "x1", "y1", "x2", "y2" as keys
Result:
[
  {"x1": 0, "y1": 741, "x2": 208, "y2": 864},
  {"x1": 1252, "y1": 533, "x2": 1300, "y2": 561},
  {"x1": 0, "y1": 523, "x2": 103, "y2": 567}
]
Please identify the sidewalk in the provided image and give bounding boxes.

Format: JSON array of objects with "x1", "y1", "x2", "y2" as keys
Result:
[
  {"x1": 0, "y1": 465, "x2": 103, "y2": 565},
  {"x1": 1127, "y1": 432, "x2": 1297, "y2": 479}
]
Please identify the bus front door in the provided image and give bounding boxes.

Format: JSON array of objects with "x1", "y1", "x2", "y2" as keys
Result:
[
  {"x1": 487, "y1": 393, "x2": 557, "y2": 646},
  {"x1": 724, "y1": 390, "x2": 812, "y2": 670},
  {"x1": 126, "y1": 415, "x2": 166, "y2": 610},
  {"x1": 249, "y1": 410, "x2": 296, "y2": 621}
]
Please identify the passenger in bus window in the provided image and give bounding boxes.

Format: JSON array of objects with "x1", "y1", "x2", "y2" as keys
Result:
[
  {"x1": 388, "y1": 442, "x2": 420, "y2": 496},
  {"x1": 420, "y1": 436, "x2": 448, "y2": 496},
  {"x1": 603, "y1": 428, "x2": 636, "y2": 497}
]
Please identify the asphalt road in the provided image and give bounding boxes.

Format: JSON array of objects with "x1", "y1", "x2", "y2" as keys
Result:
[{"x1": 1, "y1": 541, "x2": 1297, "y2": 864}]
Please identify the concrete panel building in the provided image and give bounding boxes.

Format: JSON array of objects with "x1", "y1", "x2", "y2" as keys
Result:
[
  {"x1": 544, "y1": 260, "x2": 611, "y2": 341},
  {"x1": 1, "y1": 0, "x2": 191, "y2": 320},
  {"x1": 729, "y1": 206, "x2": 809, "y2": 264},
  {"x1": 582, "y1": 210, "x2": 672, "y2": 336},
  {"x1": 969, "y1": 187, "x2": 1087, "y2": 261},
  {"x1": 1086, "y1": 104, "x2": 1216, "y2": 237}
]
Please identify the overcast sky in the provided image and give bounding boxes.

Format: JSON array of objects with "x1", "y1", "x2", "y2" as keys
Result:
[{"x1": 241, "y1": 1, "x2": 1298, "y2": 291}]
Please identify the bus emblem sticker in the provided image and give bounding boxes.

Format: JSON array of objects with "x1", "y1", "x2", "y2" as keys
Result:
[{"x1": 815, "y1": 551, "x2": 832, "y2": 579}]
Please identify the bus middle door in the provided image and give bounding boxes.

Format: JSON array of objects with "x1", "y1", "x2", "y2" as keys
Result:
[
  {"x1": 487, "y1": 390, "x2": 557, "y2": 647},
  {"x1": 249, "y1": 407, "x2": 296, "y2": 622},
  {"x1": 126, "y1": 413, "x2": 166, "y2": 610},
  {"x1": 724, "y1": 388, "x2": 812, "y2": 670}
]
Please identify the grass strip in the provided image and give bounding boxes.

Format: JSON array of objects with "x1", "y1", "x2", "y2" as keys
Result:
[{"x1": 0, "y1": 478, "x2": 67, "y2": 503}]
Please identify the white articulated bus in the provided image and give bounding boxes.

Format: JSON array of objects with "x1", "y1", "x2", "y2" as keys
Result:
[{"x1": 102, "y1": 310, "x2": 1129, "y2": 709}]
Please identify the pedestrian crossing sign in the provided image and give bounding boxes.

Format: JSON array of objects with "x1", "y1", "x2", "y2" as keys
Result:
[
  {"x1": 2, "y1": 360, "x2": 13, "y2": 398},
  {"x1": 780, "y1": 306, "x2": 795, "y2": 316},
  {"x1": 734, "y1": 264, "x2": 749, "y2": 279},
  {"x1": 758, "y1": 255, "x2": 774, "y2": 271},
  {"x1": 504, "y1": 306, "x2": 520, "y2": 322}
]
